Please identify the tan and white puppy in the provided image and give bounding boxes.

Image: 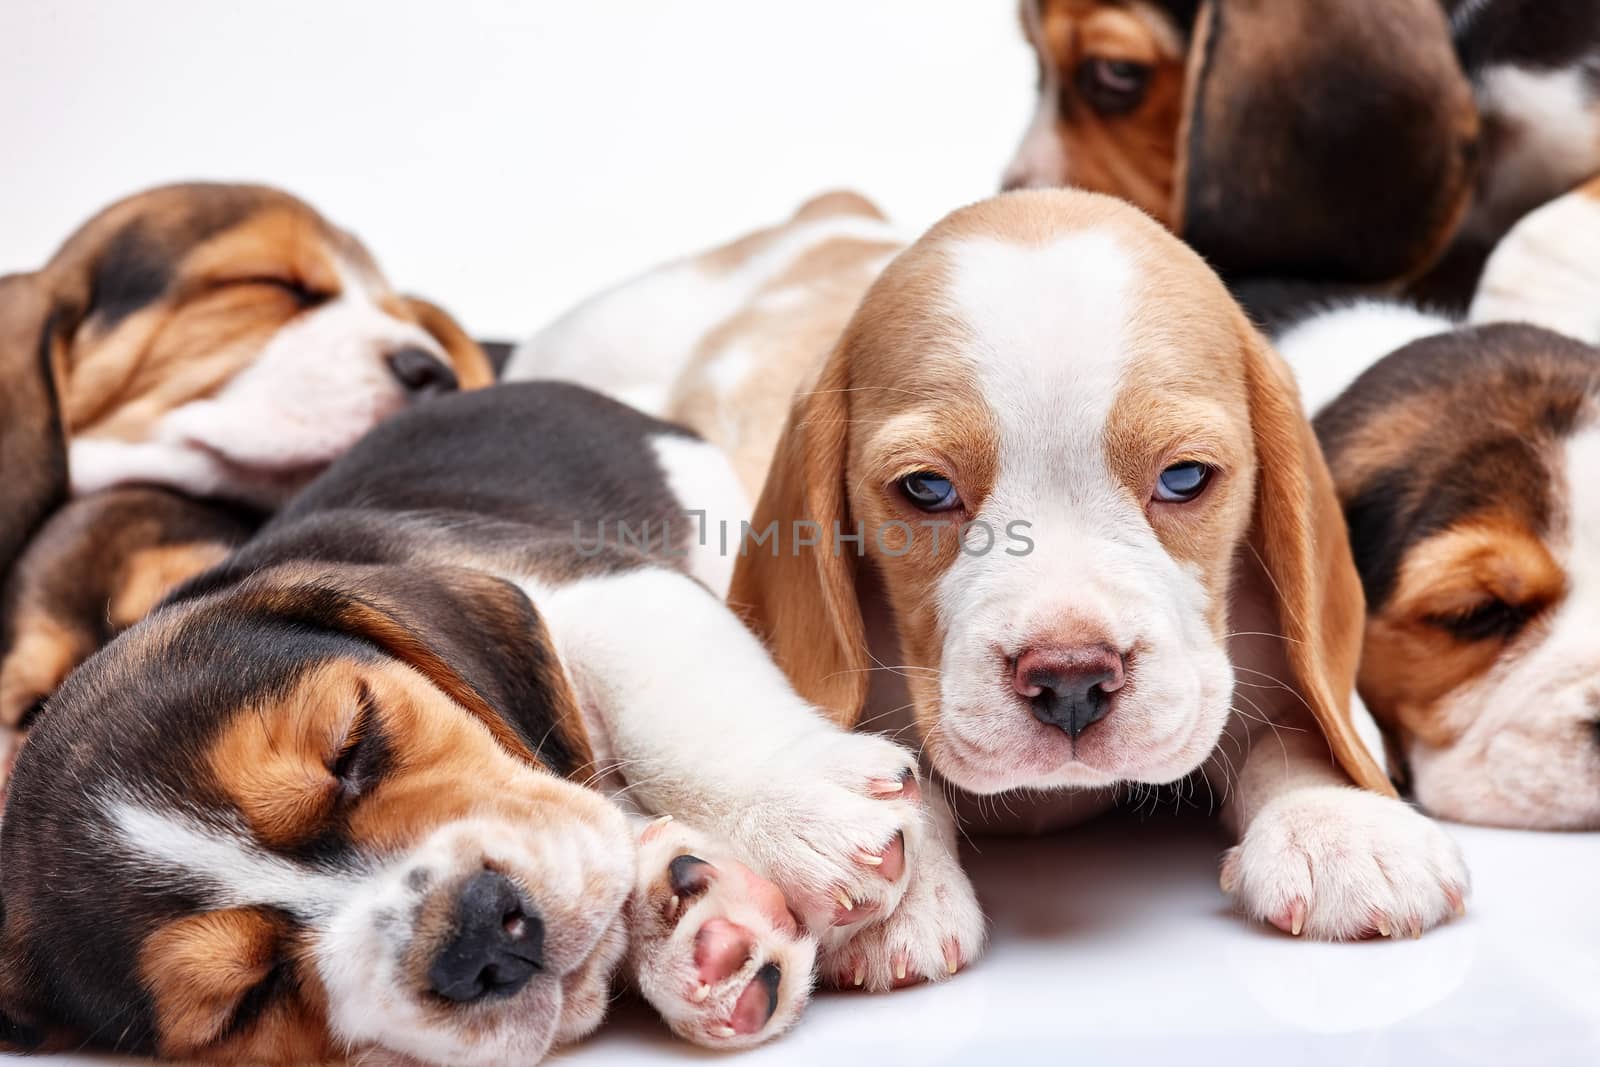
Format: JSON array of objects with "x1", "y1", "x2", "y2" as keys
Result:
[
  {"x1": 1274, "y1": 176, "x2": 1600, "y2": 830},
  {"x1": 515, "y1": 190, "x2": 1469, "y2": 990}
]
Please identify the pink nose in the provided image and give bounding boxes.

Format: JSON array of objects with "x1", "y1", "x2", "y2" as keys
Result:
[{"x1": 1013, "y1": 645, "x2": 1126, "y2": 738}]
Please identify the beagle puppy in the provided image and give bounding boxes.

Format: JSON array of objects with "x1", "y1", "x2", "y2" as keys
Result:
[
  {"x1": 1273, "y1": 176, "x2": 1600, "y2": 830},
  {"x1": 514, "y1": 190, "x2": 1469, "y2": 992},
  {"x1": 0, "y1": 488, "x2": 258, "y2": 782},
  {"x1": 0, "y1": 382, "x2": 935, "y2": 1063},
  {"x1": 1004, "y1": 0, "x2": 1600, "y2": 296},
  {"x1": 0, "y1": 182, "x2": 490, "y2": 773}
]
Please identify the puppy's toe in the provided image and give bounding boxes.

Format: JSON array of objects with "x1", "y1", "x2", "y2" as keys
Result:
[{"x1": 629, "y1": 818, "x2": 816, "y2": 1049}]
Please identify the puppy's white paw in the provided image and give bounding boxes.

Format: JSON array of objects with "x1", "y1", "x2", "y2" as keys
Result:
[
  {"x1": 628, "y1": 817, "x2": 816, "y2": 1049},
  {"x1": 1222, "y1": 786, "x2": 1469, "y2": 941},
  {"x1": 717, "y1": 729, "x2": 924, "y2": 940},
  {"x1": 819, "y1": 827, "x2": 985, "y2": 992}
]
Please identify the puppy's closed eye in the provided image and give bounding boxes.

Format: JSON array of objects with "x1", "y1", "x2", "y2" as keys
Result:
[
  {"x1": 1424, "y1": 596, "x2": 1540, "y2": 643},
  {"x1": 327, "y1": 683, "x2": 388, "y2": 802}
]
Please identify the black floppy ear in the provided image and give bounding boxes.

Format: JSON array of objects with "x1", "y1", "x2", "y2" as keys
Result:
[
  {"x1": 238, "y1": 563, "x2": 593, "y2": 777},
  {"x1": 0, "y1": 273, "x2": 68, "y2": 597},
  {"x1": 1176, "y1": 0, "x2": 1479, "y2": 283}
]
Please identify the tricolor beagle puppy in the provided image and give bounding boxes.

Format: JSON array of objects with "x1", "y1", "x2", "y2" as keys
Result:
[
  {"x1": 0, "y1": 382, "x2": 935, "y2": 1063},
  {"x1": 513, "y1": 190, "x2": 1470, "y2": 991},
  {"x1": 0, "y1": 182, "x2": 491, "y2": 776},
  {"x1": 1274, "y1": 176, "x2": 1600, "y2": 830},
  {"x1": 1003, "y1": 0, "x2": 1600, "y2": 296}
]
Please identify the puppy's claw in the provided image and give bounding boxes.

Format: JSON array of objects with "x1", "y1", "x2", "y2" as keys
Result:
[
  {"x1": 942, "y1": 939, "x2": 961, "y2": 976},
  {"x1": 852, "y1": 960, "x2": 865, "y2": 988},
  {"x1": 856, "y1": 850, "x2": 883, "y2": 867},
  {"x1": 711, "y1": 1026, "x2": 737, "y2": 1039},
  {"x1": 1446, "y1": 886, "x2": 1467, "y2": 918},
  {"x1": 1376, "y1": 916, "x2": 1391, "y2": 938},
  {"x1": 691, "y1": 983, "x2": 710, "y2": 1004},
  {"x1": 1289, "y1": 899, "x2": 1306, "y2": 937},
  {"x1": 835, "y1": 890, "x2": 854, "y2": 913}
]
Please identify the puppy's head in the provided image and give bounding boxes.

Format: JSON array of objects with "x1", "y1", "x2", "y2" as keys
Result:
[
  {"x1": 0, "y1": 563, "x2": 631, "y2": 1064},
  {"x1": 1318, "y1": 324, "x2": 1600, "y2": 829},
  {"x1": 0, "y1": 182, "x2": 491, "y2": 540},
  {"x1": 1004, "y1": 0, "x2": 1478, "y2": 283},
  {"x1": 732, "y1": 189, "x2": 1387, "y2": 798}
]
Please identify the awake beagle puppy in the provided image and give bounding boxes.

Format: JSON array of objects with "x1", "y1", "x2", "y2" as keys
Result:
[
  {"x1": 1003, "y1": 0, "x2": 1600, "y2": 298},
  {"x1": 0, "y1": 382, "x2": 936, "y2": 1063},
  {"x1": 512, "y1": 189, "x2": 1470, "y2": 993},
  {"x1": 1274, "y1": 176, "x2": 1600, "y2": 830},
  {"x1": 0, "y1": 182, "x2": 491, "y2": 777}
]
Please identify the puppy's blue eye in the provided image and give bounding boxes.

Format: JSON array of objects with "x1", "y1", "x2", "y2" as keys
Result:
[
  {"x1": 899, "y1": 471, "x2": 961, "y2": 512},
  {"x1": 1154, "y1": 462, "x2": 1212, "y2": 504}
]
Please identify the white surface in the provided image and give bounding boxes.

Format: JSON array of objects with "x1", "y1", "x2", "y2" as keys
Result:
[
  {"x1": 3, "y1": 4, "x2": 1598, "y2": 1065},
  {"x1": 0, "y1": 0, "x2": 1030, "y2": 340},
  {"x1": 559, "y1": 813, "x2": 1600, "y2": 1067}
]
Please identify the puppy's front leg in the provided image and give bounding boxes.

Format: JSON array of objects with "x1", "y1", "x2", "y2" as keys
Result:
[{"x1": 1209, "y1": 708, "x2": 1468, "y2": 940}]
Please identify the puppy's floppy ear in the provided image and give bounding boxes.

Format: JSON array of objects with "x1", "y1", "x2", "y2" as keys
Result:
[
  {"x1": 240, "y1": 563, "x2": 592, "y2": 776},
  {"x1": 728, "y1": 344, "x2": 870, "y2": 728},
  {"x1": 0, "y1": 273, "x2": 69, "y2": 595},
  {"x1": 1176, "y1": 0, "x2": 1478, "y2": 283},
  {"x1": 1238, "y1": 320, "x2": 1394, "y2": 797},
  {"x1": 399, "y1": 295, "x2": 495, "y2": 388}
]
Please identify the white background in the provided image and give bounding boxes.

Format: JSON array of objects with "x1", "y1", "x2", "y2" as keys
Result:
[
  {"x1": 2, "y1": 3, "x2": 1597, "y2": 1065},
  {"x1": 0, "y1": 0, "x2": 1029, "y2": 340}
]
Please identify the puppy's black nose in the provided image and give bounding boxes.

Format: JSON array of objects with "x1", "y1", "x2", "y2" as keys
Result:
[
  {"x1": 1016, "y1": 645, "x2": 1126, "y2": 738},
  {"x1": 388, "y1": 346, "x2": 459, "y2": 395},
  {"x1": 427, "y1": 870, "x2": 544, "y2": 1003}
]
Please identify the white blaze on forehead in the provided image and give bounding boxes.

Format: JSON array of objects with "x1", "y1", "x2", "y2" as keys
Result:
[
  {"x1": 105, "y1": 796, "x2": 358, "y2": 919},
  {"x1": 944, "y1": 230, "x2": 1136, "y2": 505}
]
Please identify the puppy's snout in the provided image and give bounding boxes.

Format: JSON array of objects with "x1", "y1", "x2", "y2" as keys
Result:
[
  {"x1": 1015, "y1": 645, "x2": 1125, "y2": 738},
  {"x1": 388, "y1": 346, "x2": 459, "y2": 395},
  {"x1": 427, "y1": 870, "x2": 544, "y2": 1003}
]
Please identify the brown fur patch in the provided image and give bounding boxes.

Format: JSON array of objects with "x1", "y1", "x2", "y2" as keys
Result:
[
  {"x1": 110, "y1": 542, "x2": 234, "y2": 629},
  {"x1": 141, "y1": 908, "x2": 333, "y2": 1062},
  {"x1": 0, "y1": 614, "x2": 83, "y2": 728}
]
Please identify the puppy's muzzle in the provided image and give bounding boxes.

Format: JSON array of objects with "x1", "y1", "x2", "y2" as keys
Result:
[
  {"x1": 1014, "y1": 644, "x2": 1126, "y2": 738},
  {"x1": 427, "y1": 870, "x2": 545, "y2": 1003},
  {"x1": 388, "y1": 346, "x2": 460, "y2": 396}
]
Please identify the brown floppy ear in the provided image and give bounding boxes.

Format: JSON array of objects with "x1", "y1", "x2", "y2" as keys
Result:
[
  {"x1": 1176, "y1": 0, "x2": 1478, "y2": 283},
  {"x1": 241, "y1": 563, "x2": 592, "y2": 776},
  {"x1": 1239, "y1": 322, "x2": 1395, "y2": 797},
  {"x1": 727, "y1": 345, "x2": 870, "y2": 727},
  {"x1": 0, "y1": 274, "x2": 68, "y2": 594},
  {"x1": 400, "y1": 295, "x2": 495, "y2": 389}
]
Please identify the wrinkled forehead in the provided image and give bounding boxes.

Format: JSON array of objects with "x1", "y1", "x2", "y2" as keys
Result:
[{"x1": 846, "y1": 193, "x2": 1250, "y2": 459}]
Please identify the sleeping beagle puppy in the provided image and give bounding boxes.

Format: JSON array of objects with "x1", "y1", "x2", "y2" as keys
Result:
[
  {"x1": 513, "y1": 190, "x2": 1470, "y2": 992},
  {"x1": 0, "y1": 182, "x2": 490, "y2": 773},
  {"x1": 1273, "y1": 176, "x2": 1600, "y2": 830},
  {"x1": 0, "y1": 488, "x2": 258, "y2": 783},
  {"x1": 1004, "y1": 0, "x2": 1600, "y2": 296},
  {"x1": 0, "y1": 382, "x2": 936, "y2": 1062}
]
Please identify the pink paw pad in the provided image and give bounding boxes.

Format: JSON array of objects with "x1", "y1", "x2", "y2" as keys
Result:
[{"x1": 695, "y1": 917, "x2": 755, "y2": 985}]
